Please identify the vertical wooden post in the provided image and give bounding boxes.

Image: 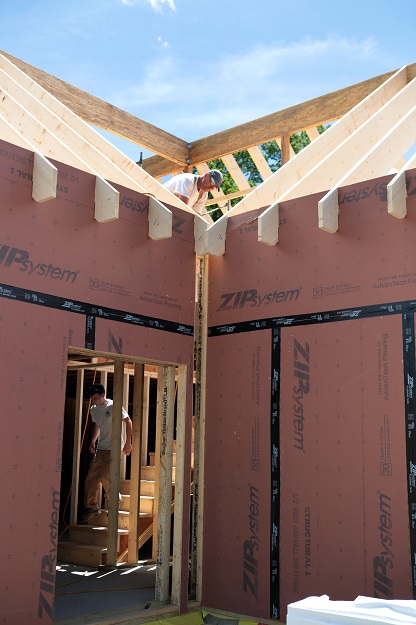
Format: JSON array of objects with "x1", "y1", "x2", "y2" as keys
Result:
[
  {"x1": 128, "y1": 363, "x2": 144, "y2": 563},
  {"x1": 191, "y1": 255, "x2": 208, "y2": 601},
  {"x1": 280, "y1": 133, "x2": 291, "y2": 165},
  {"x1": 120, "y1": 371, "x2": 129, "y2": 480},
  {"x1": 171, "y1": 365, "x2": 187, "y2": 608},
  {"x1": 141, "y1": 374, "x2": 150, "y2": 465},
  {"x1": 155, "y1": 366, "x2": 175, "y2": 601},
  {"x1": 107, "y1": 360, "x2": 124, "y2": 566},
  {"x1": 70, "y1": 369, "x2": 84, "y2": 525},
  {"x1": 152, "y1": 368, "x2": 162, "y2": 561}
]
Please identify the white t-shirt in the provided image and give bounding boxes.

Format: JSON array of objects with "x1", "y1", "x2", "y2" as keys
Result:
[
  {"x1": 163, "y1": 173, "x2": 207, "y2": 215},
  {"x1": 90, "y1": 399, "x2": 129, "y2": 451}
]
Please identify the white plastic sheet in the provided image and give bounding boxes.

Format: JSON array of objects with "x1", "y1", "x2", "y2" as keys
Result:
[{"x1": 287, "y1": 595, "x2": 416, "y2": 625}]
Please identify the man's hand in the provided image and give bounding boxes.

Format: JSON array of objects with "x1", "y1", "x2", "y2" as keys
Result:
[
  {"x1": 123, "y1": 441, "x2": 132, "y2": 456},
  {"x1": 88, "y1": 442, "x2": 96, "y2": 455}
]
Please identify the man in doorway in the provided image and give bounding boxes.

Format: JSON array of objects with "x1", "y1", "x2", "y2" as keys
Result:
[
  {"x1": 163, "y1": 169, "x2": 223, "y2": 215},
  {"x1": 80, "y1": 383, "x2": 132, "y2": 524}
]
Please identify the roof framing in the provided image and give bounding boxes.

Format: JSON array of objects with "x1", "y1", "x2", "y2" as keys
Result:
[{"x1": 0, "y1": 51, "x2": 415, "y2": 255}]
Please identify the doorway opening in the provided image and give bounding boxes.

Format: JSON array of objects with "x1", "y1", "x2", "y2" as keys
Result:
[{"x1": 55, "y1": 347, "x2": 194, "y2": 622}]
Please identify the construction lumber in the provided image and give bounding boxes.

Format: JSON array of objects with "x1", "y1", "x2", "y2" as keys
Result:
[
  {"x1": 221, "y1": 154, "x2": 250, "y2": 191},
  {"x1": 70, "y1": 369, "x2": 84, "y2": 525},
  {"x1": 256, "y1": 66, "x2": 410, "y2": 244},
  {"x1": 231, "y1": 66, "x2": 408, "y2": 221},
  {"x1": 205, "y1": 216, "x2": 228, "y2": 256},
  {"x1": 247, "y1": 145, "x2": 273, "y2": 180},
  {"x1": 387, "y1": 151, "x2": 416, "y2": 218},
  {"x1": 155, "y1": 366, "x2": 175, "y2": 602},
  {"x1": 0, "y1": 86, "x2": 120, "y2": 221},
  {"x1": 318, "y1": 102, "x2": 416, "y2": 232},
  {"x1": 0, "y1": 112, "x2": 58, "y2": 202},
  {"x1": 148, "y1": 195, "x2": 173, "y2": 240},
  {"x1": 128, "y1": 363, "x2": 144, "y2": 564},
  {"x1": 107, "y1": 360, "x2": 124, "y2": 566},
  {"x1": 188, "y1": 68, "x2": 415, "y2": 165},
  {"x1": 171, "y1": 365, "x2": 188, "y2": 608},
  {"x1": 32, "y1": 151, "x2": 58, "y2": 202},
  {"x1": 0, "y1": 50, "x2": 188, "y2": 166},
  {"x1": 0, "y1": 53, "x2": 189, "y2": 213}
]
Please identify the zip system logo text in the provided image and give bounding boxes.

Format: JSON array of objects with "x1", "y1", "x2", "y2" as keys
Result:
[
  {"x1": 243, "y1": 484, "x2": 260, "y2": 601},
  {"x1": 0, "y1": 244, "x2": 79, "y2": 283},
  {"x1": 293, "y1": 338, "x2": 310, "y2": 451},
  {"x1": 373, "y1": 492, "x2": 394, "y2": 598},
  {"x1": 217, "y1": 287, "x2": 301, "y2": 312}
]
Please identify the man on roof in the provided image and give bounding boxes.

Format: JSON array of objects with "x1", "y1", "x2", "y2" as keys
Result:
[{"x1": 163, "y1": 169, "x2": 223, "y2": 215}]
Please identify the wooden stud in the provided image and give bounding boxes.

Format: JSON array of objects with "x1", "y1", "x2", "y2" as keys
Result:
[
  {"x1": 70, "y1": 369, "x2": 84, "y2": 525},
  {"x1": 152, "y1": 368, "x2": 163, "y2": 562},
  {"x1": 155, "y1": 366, "x2": 175, "y2": 602},
  {"x1": 107, "y1": 360, "x2": 124, "y2": 566},
  {"x1": 191, "y1": 256, "x2": 208, "y2": 601},
  {"x1": 171, "y1": 365, "x2": 187, "y2": 608},
  {"x1": 141, "y1": 375, "x2": 150, "y2": 465},
  {"x1": 128, "y1": 364, "x2": 144, "y2": 564}
]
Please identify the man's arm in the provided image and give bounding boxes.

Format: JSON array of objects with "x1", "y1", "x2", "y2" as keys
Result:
[
  {"x1": 89, "y1": 422, "x2": 100, "y2": 454},
  {"x1": 122, "y1": 417, "x2": 132, "y2": 455},
  {"x1": 176, "y1": 193, "x2": 190, "y2": 204}
]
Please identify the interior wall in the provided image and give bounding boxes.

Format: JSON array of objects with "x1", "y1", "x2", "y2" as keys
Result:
[
  {"x1": 204, "y1": 169, "x2": 416, "y2": 621},
  {"x1": 0, "y1": 139, "x2": 196, "y2": 624}
]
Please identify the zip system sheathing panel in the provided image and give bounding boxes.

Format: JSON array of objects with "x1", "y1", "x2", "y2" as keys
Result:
[
  {"x1": 203, "y1": 168, "x2": 416, "y2": 621},
  {"x1": 0, "y1": 139, "x2": 196, "y2": 624}
]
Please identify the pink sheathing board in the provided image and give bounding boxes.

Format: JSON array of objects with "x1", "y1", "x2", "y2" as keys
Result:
[
  {"x1": 0, "y1": 139, "x2": 196, "y2": 623},
  {"x1": 0, "y1": 140, "x2": 195, "y2": 326},
  {"x1": 203, "y1": 331, "x2": 272, "y2": 617},
  {"x1": 204, "y1": 170, "x2": 416, "y2": 620},
  {"x1": 209, "y1": 174, "x2": 416, "y2": 328},
  {"x1": 279, "y1": 318, "x2": 411, "y2": 615}
]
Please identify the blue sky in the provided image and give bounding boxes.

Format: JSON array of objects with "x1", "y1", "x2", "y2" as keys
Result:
[{"x1": 0, "y1": 0, "x2": 415, "y2": 161}]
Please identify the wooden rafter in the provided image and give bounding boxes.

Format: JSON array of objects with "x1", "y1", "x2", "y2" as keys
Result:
[{"x1": 0, "y1": 49, "x2": 189, "y2": 166}]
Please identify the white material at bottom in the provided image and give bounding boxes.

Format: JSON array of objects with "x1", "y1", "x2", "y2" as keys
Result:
[{"x1": 287, "y1": 595, "x2": 416, "y2": 624}]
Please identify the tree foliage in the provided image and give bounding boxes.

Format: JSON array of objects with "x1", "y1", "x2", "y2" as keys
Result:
[{"x1": 205, "y1": 125, "x2": 328, "y2": 221}]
